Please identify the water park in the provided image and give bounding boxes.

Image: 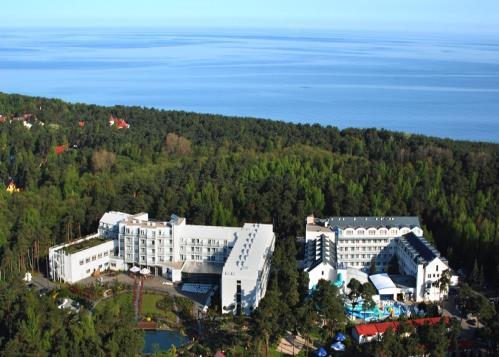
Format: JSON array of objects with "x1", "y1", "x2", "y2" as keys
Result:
[
  {"x1": 344, "y1": 299, "x2": 409, "y2": 322},
  {"x1": 312, "y1": 267, "x2": 413, "y2": 323}
]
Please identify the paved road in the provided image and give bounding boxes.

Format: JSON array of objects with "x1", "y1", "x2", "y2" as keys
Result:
[
  {"x1": 31, "y1": 273, "x2": 56, "y2": 291},
  {"x1": 443, "y1": 294, "x2": 477, "y2": 339}
]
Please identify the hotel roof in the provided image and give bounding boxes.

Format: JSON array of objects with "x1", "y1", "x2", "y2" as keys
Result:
[
  {"x1": 223, "y1": 223, "x2": 275, "y2": 279},
  {"x1": 312, "y1": 216, "x2": 420, "y2": 229},
  {"x1": 100, "y1": 211, "x2": 132, "y2": 226},
  {"x1": 398, "y1": 232, "x2": 447, "y2": 265}
]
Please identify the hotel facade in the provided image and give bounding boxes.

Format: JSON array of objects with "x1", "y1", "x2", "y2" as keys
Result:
[
  {"x1": 49, "y1": 211, "x2": 275, "y2": 315},
  {"x1": 304, "y1": 215, "x2": 453, "y2": 302}
]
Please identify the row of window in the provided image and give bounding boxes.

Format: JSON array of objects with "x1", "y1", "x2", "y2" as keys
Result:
[
  {"x1": 343, "y1": 228, "x2": 412, "y2": 236},
  {"x1": 124, "y1": 227, "x2": 172, "y2": 237},
  {"x1": 338, "y1": 246, "x2": 391, "y2": 252},
  {"x1": 339, "y1": 238, "x2": 390, "y2": 244},
  {"x1": 85, "y1": 262, "x2": 109, "y2": 273},
  {"x1": 79, "y1": 250, "x2": 113, "y2": 265},
  {"x1": 125, "y1": 237, "x2": 174, "y2": 245},
  {"x1": 184, "y1": 238, "x2": 229, "y2": 246}
]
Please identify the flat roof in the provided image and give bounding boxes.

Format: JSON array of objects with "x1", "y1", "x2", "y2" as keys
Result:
[
  {"x1": 369, "y1": 273, "x2": 399, "y2": 295},
  {"x1": 182, "y1": 261, "x2": 224, "y2": 275},
  {"x1": 390, "y1": 274, "x2": 416, "y2": 290},
  {"x1": 100, "y1": 211, "x2": 131, "y2": 226},
  {"x1": 62, "y1": 237, "x2": 109, "y2": 254},
  {"x1": 223, "y1": 223, "x2": 275, "y2": 279}
]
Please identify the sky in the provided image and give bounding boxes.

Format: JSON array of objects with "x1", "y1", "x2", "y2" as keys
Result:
[{"x1": 2, "y1": 0, "x2": 499, "y2": 34}]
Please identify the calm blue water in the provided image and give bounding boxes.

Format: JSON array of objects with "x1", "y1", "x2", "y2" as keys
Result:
[
  {"x1": 1, "y1": 28, "x2": 498, "y2": 142},
  {"x1": 143, "y1": 329, "x2": 188, "y2": 354}
]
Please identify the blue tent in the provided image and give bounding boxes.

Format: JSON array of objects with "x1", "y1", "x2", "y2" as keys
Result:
[
  {"x1": 331, "y1": 342, "x2": 345, "y2": 352},
  {"x1": 334, "y1": 332, "x2": 346, "y2": 342},
  {"x1": 315, "y1": 347, "x2": 327, "y2": 357}
]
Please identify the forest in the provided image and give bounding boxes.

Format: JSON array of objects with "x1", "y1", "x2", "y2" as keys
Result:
[{"x1": 0, "y1": 92, "x2": 498, "y2": 354}]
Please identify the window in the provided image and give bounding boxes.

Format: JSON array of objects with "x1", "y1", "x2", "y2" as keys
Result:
[
  {"x1": 79, "y1": 260, "x2": 84, "y2": 265},
  {"x1": 86, "y1": 269, "x2": 91, "y2": 274},
  {"x1": 92, "y1": 256, "x2": 96, "y2": 261},
  {"x1": 109, "y1": 250, "x2": 114, "y2": 256},
  {"x1": 358, "y1": 229, "x2": 365, "y2": 235},
  {"x1": 98, "y1": 253, "x2": 102, "y2": 259},
  {"x1": 368, "y1": 229, "x2": 376, "y2": 235},
  {"x1": 428, "y1": 274, "x2": 431, "y2": 278},
  {"x1": 346, "y1": 230, "x2": 353, "y2": 236},
  {"x1": 141, "y1": 256, "x2": 145, "y2": 261},
  {"x1": 104, "y1": 251, "x2": 108, "y2": 256},
  {"x1": 436, "y1": 265, "x2": 439, "y2": 272}
]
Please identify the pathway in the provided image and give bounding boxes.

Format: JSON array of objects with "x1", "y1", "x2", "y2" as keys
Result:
[{"x1": 132, "y1": 277, "x2": 144, "y2": 320}]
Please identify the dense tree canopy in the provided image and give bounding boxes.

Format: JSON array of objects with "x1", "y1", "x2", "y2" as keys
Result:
[
  {"x1": 0, "y1": 92, "x2": 497, "y2": 283},
  {"x1": 0, "y1": 92, "x2": 497, "y2": 352}
]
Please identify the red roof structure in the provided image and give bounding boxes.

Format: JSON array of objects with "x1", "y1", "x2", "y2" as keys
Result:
[
  {"x1": 0, "y1": 115, "x2": 5, "y2": 123},
  {"x1": 354, "y1": 316, "x2": 448, "y2": 338},
  {"x1": 108, "y1": 115, "x2": 130, "y2": 129},
  {"x1": 354, "y1": 323, "x2": 379, "y2": 337},
  {"x1": 55, "y1": 144, "x2": 68, "y2": 155},
  {"x1": 78, "y1": 120, "x2": 85, "y2": 128}
]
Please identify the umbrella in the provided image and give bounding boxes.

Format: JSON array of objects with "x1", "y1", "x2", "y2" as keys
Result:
[
  {"x1": 315, "y1": 347, "x2": 327, "y2": 357},
  {"x1": 331, "y1": 342, "x2": 345, "y2": 352},
  {"x1": 129, "y1": 266, "x2": 140, "y2": 273},
  {"x1": 140, "y1": 268, "x2": 151, "y2": 275},
  {"x1": 335, "y1": 332, "x2": 346, "y2": 342}
]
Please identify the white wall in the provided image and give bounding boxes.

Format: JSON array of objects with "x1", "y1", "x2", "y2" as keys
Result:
[
  {"x1": 66, "y1": 241, "x2": 115, "y2": 283},
  {"x1": 221, "y1": 274, "x2": 260, "y2": 315},
  {"x1": 307, "y1": 262, "x2": 336, "y2": 290}
]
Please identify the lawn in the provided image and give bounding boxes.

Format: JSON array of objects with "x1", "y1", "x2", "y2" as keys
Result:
[
  {"x1": 142, "y1": 293, "x2": 166, "y2": 316},
  {"x1": 95, "y1": 292, "x2": 132, "y2": 313},
  {"x1": 141, "y1": 293, "x2": 178, "y2": 325}
]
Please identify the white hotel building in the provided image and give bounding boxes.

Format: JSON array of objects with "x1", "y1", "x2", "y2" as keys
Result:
[
  {"x1": 304, "y1": 215, "x2": 453, "y2": 302},
  {"x1": 49, "y1": 211, "x2": 275, "y2": 315}
]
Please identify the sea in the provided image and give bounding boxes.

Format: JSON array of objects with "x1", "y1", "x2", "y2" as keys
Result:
[{"x1": 1, "y1": 27, "x2": 498, "y2": 142}]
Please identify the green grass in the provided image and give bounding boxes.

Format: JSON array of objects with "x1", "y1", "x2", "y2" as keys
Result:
[
  {"x1": 141, "y1": 293, "x2": 165, "y2": 316},
  {"x1": 141, "y1": 292, "x2": 178, "y2": 324},
  {"x1": 95, "y1": 292, "x2": 132, "y2": 314},
  {"x1": 63, "y1": 237, "x2": 108, "y2": 254}
]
